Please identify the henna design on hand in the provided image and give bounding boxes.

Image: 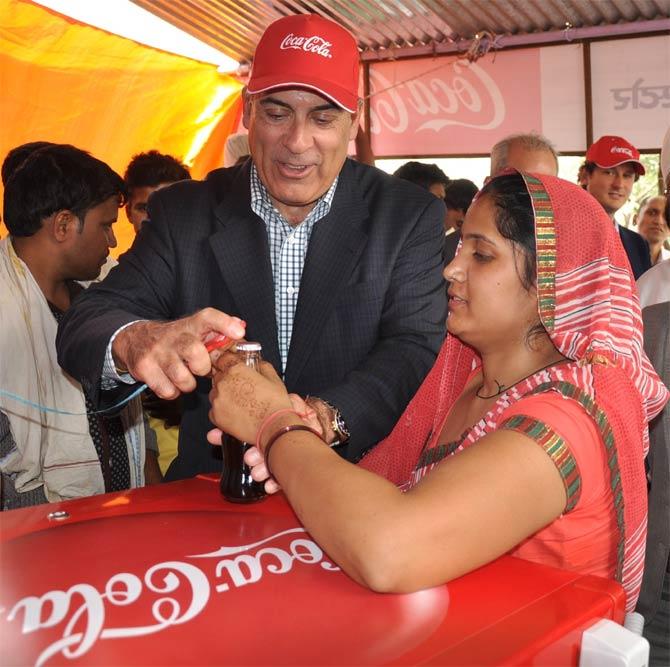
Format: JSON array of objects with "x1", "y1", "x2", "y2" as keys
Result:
[{"x1": 227, "y1": 374, "x2": 271, "y2": 422}]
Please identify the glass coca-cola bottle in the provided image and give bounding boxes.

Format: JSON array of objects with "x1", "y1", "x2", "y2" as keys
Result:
[{"x1": 219, "y1": 341, "x2": 266, "y2": 503}]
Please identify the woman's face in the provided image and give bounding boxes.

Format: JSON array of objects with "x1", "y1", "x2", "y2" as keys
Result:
[{"x1": 444, "y1": 194, "x2": 540, "y2": 353}]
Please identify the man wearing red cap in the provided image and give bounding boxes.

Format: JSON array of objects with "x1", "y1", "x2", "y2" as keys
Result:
[
  {"x1": 584, "y1": 135, "x2": 651, "y2": 279},
  {"x1": 57, "y1": 14, "x2": 446, "y2": 481}
]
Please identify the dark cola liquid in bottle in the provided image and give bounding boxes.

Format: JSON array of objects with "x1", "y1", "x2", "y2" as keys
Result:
[{"x1": 220, "y1": 341, "x2": 267, "y2": 503}]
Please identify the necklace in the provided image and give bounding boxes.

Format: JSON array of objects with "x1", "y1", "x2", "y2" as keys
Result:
[{"x1": 475, "y1": 360, "x2": 561, "y2": 400}]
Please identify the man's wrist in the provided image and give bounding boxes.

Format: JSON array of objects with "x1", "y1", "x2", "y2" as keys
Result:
[
  {"x1": 104, "y1": 320, "x2": 146, "y2": 384},
  {"x1": 111, "y1": 333, "x2": 130, "y2": 373},
  {"x1": 111, "y1": 321, "x2": 142, "y2": 375},
  {"x1": 307, "y1": 397, "x2": 350, "y2": 446},
  {"x1": 330, "y1": 407, "x2": 351, "y2": 446},
  {"x1": 113, "y1": 358, "x2": 129, "y2": 375}
]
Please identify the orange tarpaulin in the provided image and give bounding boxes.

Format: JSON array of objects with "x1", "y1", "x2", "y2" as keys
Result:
[{"x1": 0, "y1": 0, "x2": 243, "y2": 255}]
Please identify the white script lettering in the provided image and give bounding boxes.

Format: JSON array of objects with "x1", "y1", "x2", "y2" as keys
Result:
[
  {"x1": 3, "y1": 529, "x2": 338, "y2": 665},
  {"x1": 279, "y1": 33, "x2": 332, "y2": 58},
  {"x1": 369, "y1": 60, "x2": 505, "y2": 135}
]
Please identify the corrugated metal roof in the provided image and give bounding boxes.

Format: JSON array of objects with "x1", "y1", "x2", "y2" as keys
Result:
[{"x1": 131, "y1": 0, "x2": 670, "y2": 65}]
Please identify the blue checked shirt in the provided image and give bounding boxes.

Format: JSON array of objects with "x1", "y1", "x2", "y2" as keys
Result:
[{"x1": 250, "y1": 164, "x2": 338, "y2": 375}]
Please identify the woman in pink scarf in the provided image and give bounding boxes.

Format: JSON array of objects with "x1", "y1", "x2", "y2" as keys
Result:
[{"x1": 208, "y1": 172, "x2": 668, "y2": 611}]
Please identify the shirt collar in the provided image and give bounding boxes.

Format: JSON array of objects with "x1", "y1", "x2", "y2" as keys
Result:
[{"x1": 249, "y1": 163, "x2": 339, "y2": 226}]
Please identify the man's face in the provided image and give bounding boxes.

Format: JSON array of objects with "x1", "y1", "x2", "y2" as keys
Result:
[
  {"x1": 444, "y1": 207, "x2": 465, "y2": 233},
  {"x1": 243, "y1": 89, "x2": 360, "y2": 224},
  {"x1": 126, "y1": 183, "x2": 172, "y2": 233},
  {"x1": 429, "y1": 182, "x2": 447, "y2": 200},
  {"x1": 585, "y1": 164, "x2": 637, "y2": 217},
  {"x1": 499, "y1": 142, "x2": 557, "y2": 176},
  {"x1": 66, "y1": 195, "x2": 119, "y2": 281},
  {"x1": 637, "y1": 196, "x2": 669, "y2": 245}
]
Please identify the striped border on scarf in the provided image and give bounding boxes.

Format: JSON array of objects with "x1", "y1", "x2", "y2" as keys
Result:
[
  {"x1": 414, "y1": 439, "x2": 462, "y2": 473},
  {"x1": 522, "y1": 173, "x2": 556, "y2": 332},
  {"x1": 498, "y1": 414, "x2": 581, "y2": 512}
]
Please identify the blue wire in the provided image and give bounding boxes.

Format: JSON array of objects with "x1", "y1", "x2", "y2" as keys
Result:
[{"x1": 0, "y1": 384, "x2": 148, "y2": 416}]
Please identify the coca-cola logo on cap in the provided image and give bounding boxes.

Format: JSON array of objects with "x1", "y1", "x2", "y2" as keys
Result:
[
  {"x1": 611, "y1": 146, "x2": 634, "y2": 157},
  {"x1": 279, "y1": 33, "x2": 333, "y2": 58}
]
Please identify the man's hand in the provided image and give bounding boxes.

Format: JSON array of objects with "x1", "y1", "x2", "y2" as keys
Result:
[
  {"x1": 304, "y1": 397, "x2": 338, "y2": 444},
  {"x1": 287, "y1": 394, "x2": 325, "y2": 438},
  {"x1": 112, "y1": 308, "x2": 245, "y2": 399}
]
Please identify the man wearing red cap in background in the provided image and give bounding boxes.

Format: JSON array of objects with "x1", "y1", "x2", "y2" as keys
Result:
[
  {"x1": 584, "y1": 135, "x2": 651, "y2": 279},
  {"x1": 57, "y1": 14, "x2": 446, "y2": 481}
]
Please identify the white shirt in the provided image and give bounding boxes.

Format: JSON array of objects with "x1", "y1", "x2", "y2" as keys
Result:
[
  {"x1": 637, "y1": 258, "x2": 670, "y2": 308},
  {"x1": 654, "y1": 245, "x2": 670, "y2": 265}
]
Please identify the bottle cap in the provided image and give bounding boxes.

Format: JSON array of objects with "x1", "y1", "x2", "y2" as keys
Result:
[{"x1": 235, "y1": 341, "x2": 262, "y2": 352}]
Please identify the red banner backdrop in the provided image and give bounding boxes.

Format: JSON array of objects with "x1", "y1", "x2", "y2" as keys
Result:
[{"x1": 369, "y1": 49, "x2": 543, "y2": 157}]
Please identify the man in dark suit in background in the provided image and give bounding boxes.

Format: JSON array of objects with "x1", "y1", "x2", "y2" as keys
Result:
[
  {"x1": 639, "y1": 301, "x2": 670, "y2": 665},
  {"x1": 584, "y1": 135, "x2": 651, "y2": 279},
  {"x1": 56, "y1": 14, "x2": 446, "y2": 480}
]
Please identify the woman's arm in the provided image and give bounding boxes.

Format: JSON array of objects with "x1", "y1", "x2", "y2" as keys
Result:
[
  {"x1": 209, "y1": 354, "x2": 567, "y2": 593},
  {"x1": 264, "y1": 426, "x2": 566, "y2": 592}
]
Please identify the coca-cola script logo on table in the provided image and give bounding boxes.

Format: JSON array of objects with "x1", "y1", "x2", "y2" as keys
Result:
[
  {"x1": 6, "y1": 528, "x2": 334, "y2": 666},
  {"x1": 1, "y1": 511, "x2": 449, "y2": 666}
]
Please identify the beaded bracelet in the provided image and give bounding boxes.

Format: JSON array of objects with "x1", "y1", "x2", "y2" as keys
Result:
[
  {"x1": 264, "y1": 424, "x2": 324, "y2": 479},
  {"x1": 255, "y1": 408, "x2": 302, "y2": 451}
]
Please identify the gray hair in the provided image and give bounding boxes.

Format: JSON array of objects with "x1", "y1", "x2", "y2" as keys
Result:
[{"x1": 490, "y1": 133, "x2": 559, "y2": 176}]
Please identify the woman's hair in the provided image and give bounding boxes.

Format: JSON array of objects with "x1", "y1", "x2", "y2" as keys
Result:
[
  {"x1": 480, "y1": 173, "x2": 546, "y2": 346},
  {"x1": 480, "y1": 173, "x2": 536, "y2": 291}
]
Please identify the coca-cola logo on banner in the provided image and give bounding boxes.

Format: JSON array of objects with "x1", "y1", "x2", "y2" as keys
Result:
[
  {"x1": 370, "y1": 60, "x2": 505, "y2": 136},
  {"x1": 368, "y1": 49, "x2": 544, "y2": 156}
]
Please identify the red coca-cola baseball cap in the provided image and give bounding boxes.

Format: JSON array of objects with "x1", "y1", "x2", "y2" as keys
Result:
[
  {"x1": 247, "y1": 14, "x2": 360, "y2": 113},
  {"x1": 586, "y1": 135, "x2": 645, "y2": 175}
]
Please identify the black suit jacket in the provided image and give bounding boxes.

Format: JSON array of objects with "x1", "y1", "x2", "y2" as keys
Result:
[
  {"x1": 619, "y1": 225, "x2": 651, "y2": 280},
  {"x1": 57, "y1": 159, "x2": 447, "y2": 479}
]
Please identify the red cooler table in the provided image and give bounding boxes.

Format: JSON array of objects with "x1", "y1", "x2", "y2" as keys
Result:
[{"x1": 0, "y1": 475, "x2": 625, "y2": 666}]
